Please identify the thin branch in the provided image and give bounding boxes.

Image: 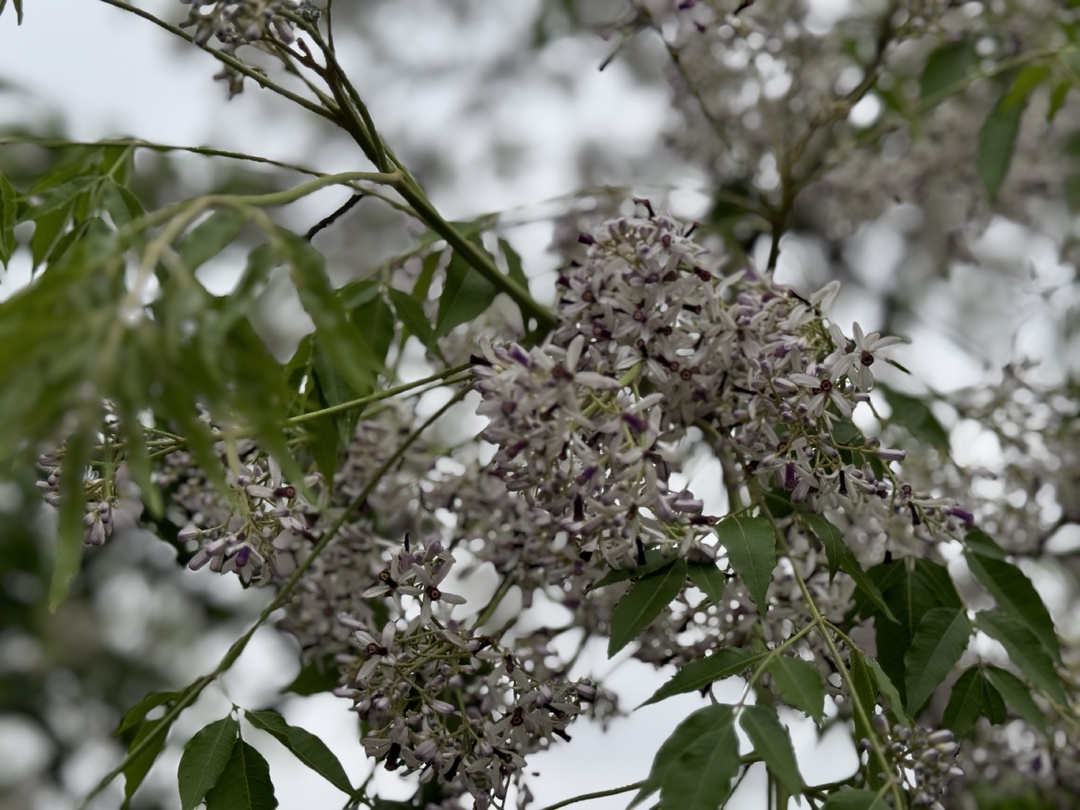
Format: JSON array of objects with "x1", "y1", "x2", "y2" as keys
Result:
[
  {"x1": 286, "y1": 366, "x2": 472, "y2": 426},
  {"x1": 0, "y1": 136, "x2": 326, "y2": 177},
  {"x1": 305, "y1": 193, "x2": 366, "y2": 241},
  {"x1": 540, "y1": 781, "x2": 644, "y2": 810},
  {"x1": 98, "y1": 0, "x2": 338, "y2": 123}
]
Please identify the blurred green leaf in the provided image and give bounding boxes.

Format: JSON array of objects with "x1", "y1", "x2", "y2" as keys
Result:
[
  {"x1": 608, "y1": 557, "x2": 686, "y2": 657},
  {"x1": 822, "y1": 788, "x2": 889, "y2": 809},
  {"x1": 277, "y1": 229, "x2": 378, "y2": 395},
  {"x1": 1047, "y1": 81, "x2": 1070, "y2": 123},
  {"x1": 387, "y1": 286, "x2": 443, "y2": 361},
  {"x1": 881, "y1": 386, "x2": 950, "y2": 452},
  {"x1": 435, "y1": 249, "x2": 498, "y2": 338},
  {"x1": 115, "y1": 691, "x2": 178, "y2": 736},
  {"x1": 50, "y1": 427, "x2": 91, "y2": 610},
  {"x1": 179, "y1": 209, "x2": 247, "y2": 272},
  {"x1": 920, "y1": 40, "x2": 977, "y2": 102},
  {"x1": 30, "y1": 204, "x2": 73, "y2": 269},
  {"x1": 24, "y1": 176, "x2": 97, "y2": 220},
  {"x1": 281, "y1": 655, "x2": 340, "y2": 697},
  {"x1": 978, "y1": 68, "x2": 1046, "y2": 202},
  {"x1": 0, "y1": 171, "x2": 17, "y2": 264},
  {"x1": 101, "y1": 182, "x2": 144, "y2": 228},
  {"x1": 352, "y1": 290, "x2": 396, "y2": 366},
  {"x1": 497, "y1": 237, "x2": 528, "y2": 289}
]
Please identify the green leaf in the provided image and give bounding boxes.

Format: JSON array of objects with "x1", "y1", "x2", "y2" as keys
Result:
[
  {"x1": 769, "y1": 655, "x2": 825, "y2": 724},
  {"x1": 207, "y1": 243, "x2": 279, "y2": 344},
  {"x1": 179, "y1": 716, "x2": 240, "y2": 810},
  {"x1": 50, "y1": 427, "x2": 91, "y2": 610},
  {"x1": 804, "y1": 512, "x2": 897, "y2": 622},
  {"x1": 277, "y1": 229, "x2": 377, "y2": 395},
  {"x1": 352, "y1": 292, "x2": 396, "y2": 366},
  {"x1": 179, "y1": 209, "x2": 247, "y2": 272},
  {"x1": 848, "y1": 653, "x2": 887, "y2": 790},
  {"x1": 204, "y1": 739, "x2": 277, "y2": 810},
  {"x1": 24, "y1": 176, "x2": 97, "y2": 220},
  {"x1": 920, "y1": 40, "x2": 976, "y2": 101},
  {"x1": 943, "y1": 667, "x2": 1006, "y2": 737},
  {"x1": 30, "y1": 204, "x2": 73, "y2": 270},
  {"x1": 822, "y1": 788, "x2": 890, "y2": 809},
  {"x1": 1048, "y1": 81, "x2": 1071, "y2": 123},
  {"x1": 312, "y1": 339, "x2": 359, "y2": 437},
  {"x1": 632, "y1": 704, "x2": 739, "y2": 810},
  {"x1": 0, "y1": 0, "x2": 25, "y2": 24},
  {"x1": 498, "y1": 237, "x2": 528, "y2": 289},
  {"x1": 715, "y1": 516, "x2": 775, "y2": 611},
  {"x1": 435, "y1": 249, "x2": 498, "y2": 337},
  {"x1": 739, "y1": 705, "x2": 804, "y2": 795},
  {"x1": 115, "y1": 690, "x2": 177, "y2": 736},
  {"x1": 0, "y1": 172, "x2": 17, "y2": 264},
  {"x1": 639, "y1": 648, "x2": 764, "y2": 707},
  {"x1": 593, "y1": 550, "x2": 675, "y2": 588},
  {"x1": 608, "y1": 558, "x2": 686, "y2": 657},
  {"x1": 977, "y1": 100, "x2": 1021, "y2": 201},
  {"x1": 864, "y1": 657, "x2": 912, "y2": 727},
  {"x1": 903, "y1": 607, "x2": 972, "y2": 714},
  {"x1": 880, "y1": 386, "x2": 950, "y2": 452},
  {"x1": 688, "y1": 560, "x2": 728, "y2": 606},
  {"x1": 865, "y1": 559, "x2": 962, "y2": 707},
  {"x1": 245, "y1": 709, "x2": 353, "y2": 795},
  {"x1": 964, "y1": 531, "x2": 1060, "y2": 662},
  {"x1": 387, "y1": 286, "x2": 443, "y2": 361},
  {"x1": 100, "y1": 183, "x2": 144, "y2": 228},
  {"x1": 975, "y1": 610, "x2": 1068, "y2": 706},
  {"x1": 983, "y1": 666, "x2": 1045, "y2": 727},
  {"x1": 123, "y1": 718, "x2": 170, "y2": 808}
]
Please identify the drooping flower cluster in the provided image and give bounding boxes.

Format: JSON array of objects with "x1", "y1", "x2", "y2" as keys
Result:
[
  {"x1": 864, "y1": 715, "x2": 964, "y2": 809},
  {"x1": 472, "y1": 211, "x2": 946, "y2": 577},
  {"x1": 332, "y1": 537, "x2": 598, "y2": 808}
]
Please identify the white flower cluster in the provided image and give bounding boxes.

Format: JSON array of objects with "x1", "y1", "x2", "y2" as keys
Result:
[{"x1": 473, "y1": 212, "x2": 925, "y2": 572}]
